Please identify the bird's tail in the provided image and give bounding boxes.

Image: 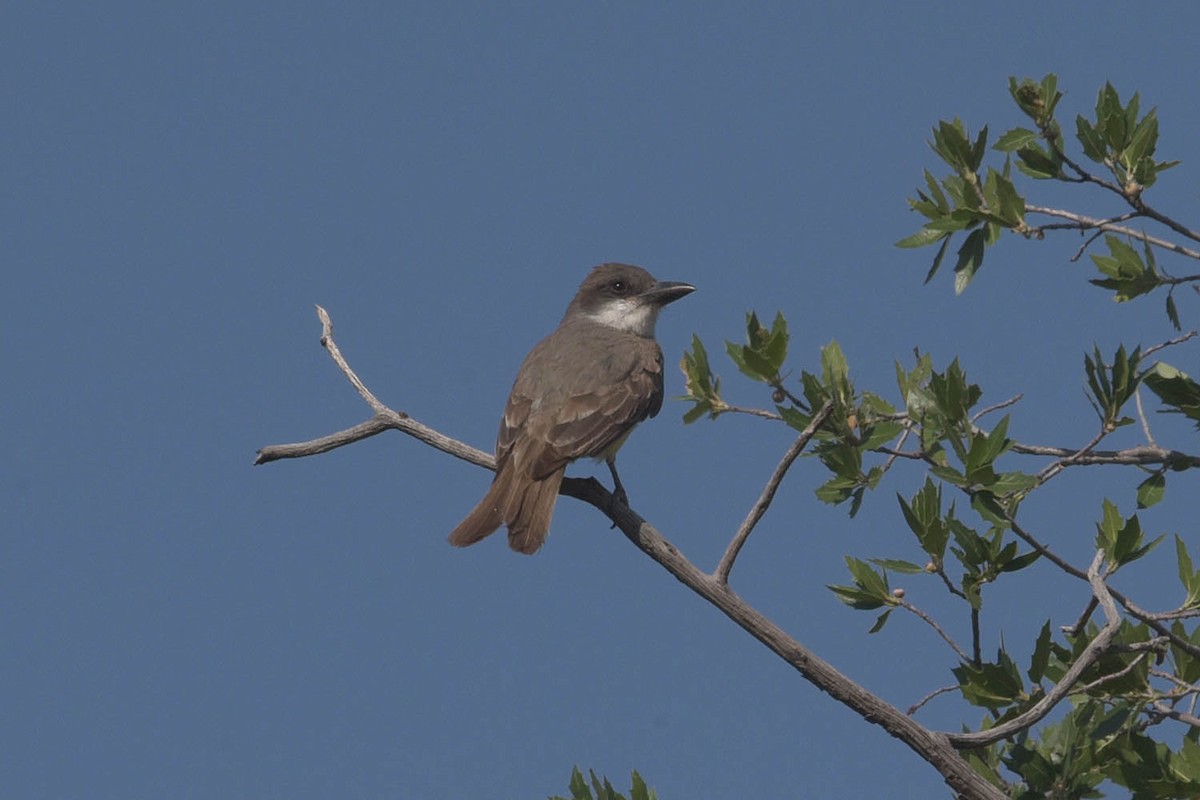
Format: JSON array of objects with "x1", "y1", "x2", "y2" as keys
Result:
[{"x1": 447, "y1": 465, "x2": 566, "y2": 555}]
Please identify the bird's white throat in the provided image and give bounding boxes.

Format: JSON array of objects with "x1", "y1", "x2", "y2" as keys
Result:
[{"x1": 585, "y1": 299, "x2": 659, "y2": 337}]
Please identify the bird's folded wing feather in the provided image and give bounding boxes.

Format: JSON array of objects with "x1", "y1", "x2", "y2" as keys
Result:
[{"x1": 499, "y1": 351, "x2": 664, "y2": 481}]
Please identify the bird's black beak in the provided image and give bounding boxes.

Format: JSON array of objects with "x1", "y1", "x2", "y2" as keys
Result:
[{"x1": 641, "y1": 280, "x2": 695, "y2": 307}]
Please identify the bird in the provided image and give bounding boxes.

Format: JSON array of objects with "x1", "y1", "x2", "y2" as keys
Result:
[{"x1": 448, "y1": 263, "x2": 695, "y2": 554}]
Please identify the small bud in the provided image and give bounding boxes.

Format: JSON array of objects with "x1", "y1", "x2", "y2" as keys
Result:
[
  {"x1": 772, "y1": 388, "x2": 785, "y2": 404},
  {"x1": 924, "y1": 561, "x2": 937, "y2": 573},
  {"x1": 892, "y1": 588, "x2": 906, "y2": 599}
]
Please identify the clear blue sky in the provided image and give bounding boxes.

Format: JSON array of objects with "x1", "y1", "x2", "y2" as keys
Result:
[{"x1": 6, "y1": 3, "x2": 1199, "y2": 797}]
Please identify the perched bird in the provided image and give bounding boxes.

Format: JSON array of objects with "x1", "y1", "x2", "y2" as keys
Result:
[{"x1": 448, "y1": 263, "x2": 695, "y2": 554}]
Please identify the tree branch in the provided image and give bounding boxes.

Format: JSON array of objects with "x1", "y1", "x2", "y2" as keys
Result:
[
  {"x1": 1026, "y1": 205, "x2": 1200, "y2": 261},
  {"x1": 898, "y1": 600, "x2": 970, "y2": 663},
  {"x1": 944, "y1": 551, "x2": 1120, "y2": 748},
  {"x1": 255, "y1": 307, "x2": 1006, "y2": 800},
  {"x1": 714, "y1": 401, "x2": 833, "y2": 584}
]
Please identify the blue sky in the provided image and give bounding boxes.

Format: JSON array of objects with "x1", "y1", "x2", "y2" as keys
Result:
[{"x1": 6, "y1": 3, "x2": 1200, "y2": 797}]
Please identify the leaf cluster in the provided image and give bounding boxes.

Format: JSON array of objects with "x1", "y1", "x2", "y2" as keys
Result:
[
  {"x1": 550, "y1": 767, "x2": 655, "y2": 800},
  {"x1": 899, "y1": 73, "x2": 1189, "y2": 318},
  {"x1": 672, "y1": 73, "x2": 1200, "y2": 799}
]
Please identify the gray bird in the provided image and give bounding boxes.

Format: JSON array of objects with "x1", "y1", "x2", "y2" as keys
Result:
[{"x1": 448, "y1": 263, "x2": 695, "y2": 554}]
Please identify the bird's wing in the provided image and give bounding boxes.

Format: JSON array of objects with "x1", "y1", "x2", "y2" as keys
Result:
[
  {"x1": 496, "y1": 391, "x2": 532, "y2": 468},
  {"x1": 526, "y1": 348, "x2": 664, "y2": 479}
]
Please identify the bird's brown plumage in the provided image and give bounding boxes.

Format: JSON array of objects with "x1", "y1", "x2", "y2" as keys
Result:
[{"x1": 447, "y1": 263, "x2": 691, "y2": 554}]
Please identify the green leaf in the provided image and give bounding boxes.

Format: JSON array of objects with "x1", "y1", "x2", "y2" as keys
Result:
[
  {"x1": 1075, "y1": 115, "x2": 1107, "y2": 163},
  {"x1": 1177, "y1": 535, "x2": 1200, "y2": 609},
  {"x1": 568, "y1": 766, "x2": 590, "y2": 800},
  {"x1": 970, "y1": 491, "x2": 1009, "y2": 528},
  {"x1": 778, "y1": 405, "x2": 812, "y2": 433},
  {"x1": 870, "y1": 558, "x2": 926, "y2": 575},
  {"x1": 1094, "y1": 498, "x2": 1122, "y2": 556},
  {"x1": 821, "y1": 340, "x2": 849, "y2": 386},
  {"x1": 1143, "y1": 362, "x2": 1200, "y2": 427},
  {"x1": 990, "y1": 170, "x2": 1025, "y2": 226},
  {"x1": 630, "y1": 771, "x2": 651, "y2": 800},
  {"x1": 952, "y1": 229, "x2": 986, "y2": 294},
  {"x1": 679, "y1": 335, "x2": 726, "y2": 423},
  {"x1": 923, "y1": 234, "x2": 952, "y2": 284},
  {"x1": 999, "y1": 549, "x2": 1041, "y2": 573},
  {"x1": 1136, "y1": 472, "x2": 1166, "y2": 509},
  {"x1": 993, "y1": 127, "x2": 1039, "y2": 152},
  {"x1": 1028, "y1": 621, "x2": 1052, "y2": 683},
  {"x1": 989, "y1": 470, "x2": 1039, "y2": 495},
  {"x1": 898, "y1": 479, "x2": 950, "y2": 560},
  {"x1": 1125, "y1": 109, "x2": 1159, "y2": 168},
  {"x1": 740, "y1": 344, "x2": 777, "y2": 382},
  {"x1": 868, "y1": 609, "x2": 893, "y2": 634},
  {"x1": 1014, "y1": 143, "x2": 1060, "y2": 179},
  {"x1": 846, "y1": 556, "x2": 890, "y2": 596},
  {"x1": 815, "y1": 476, "x2": 856, "y2": 506},
  {"x1": 827, "y1": 583, "x2": 886, "y2": 611},
  {"x1": 953, "y1": 652, "x2": 1025, "y2": 709},
  {"x1": 1167, "y1": 292, "x2": 1182, "y2": 331},
  {"x1": 896, "y1": 226, "x2": 949, "y2": 249}
]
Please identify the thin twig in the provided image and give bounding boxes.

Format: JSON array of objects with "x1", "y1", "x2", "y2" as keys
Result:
[
  {"x1": 970, "y1": 394, "x2": 1023, "y2": 424},
  {"x1": 1062, "y1": 597, "x2": 1098, "y2": 636},
  {"x1": 1034, "y1": 428, "x2": 1109, "y2": 486},
  {"x1": 1142, "y1": 329, "x2": 1198, "y2": 358},
  {"x1": 878, "y1": 423, "x2": 915, "y2": 474},
  {"x1": 934, "y1": 565, "x2": 968, "y2": 601},
  {"x1": 1070, "y1": 228, "x2": 1110, "y2": 262},
  {"x1": 723, "y1": 405, "x2": 783, "y2": 421},
  {"x1": 1149, "y1": 668, "x2": 1200, "y2": 694},
  {"x1": 1007, "y1": 516, "x2": 1088, "y2": 581},
  {"x1": 907, "y1": 685, "x2": 958, "y2": 716},
  {"x1": 898, "y1": 600, "x2": 970, "y2": 662},
  {"x1": 1073, "y1": 653, "x2": 1148, "y2": 695},
  {"x1": 316, "y1": 305, "x2": 387, "y2": 415},
  {"x1": 1135, "y1": 388, "x2": 1157, "y2": 447},
  {"x1": 1131, "y1": 200, "x2": 1200, "y2": 247},
  {"x1": 714, "y1": 401, "x2": 834, "y2": 583},
  {"x1": 970, "y1": 608, "x2": 981, "y2": 667}
]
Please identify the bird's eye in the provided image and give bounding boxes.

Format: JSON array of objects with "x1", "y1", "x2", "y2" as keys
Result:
[{"x1": 610, "y1": 281, "x2": 625, "y2": 294}]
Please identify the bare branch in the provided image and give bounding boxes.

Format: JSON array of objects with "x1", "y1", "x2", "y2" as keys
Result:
[
  {"x1": 1150, "y1": 701, "x2": 1200, "y2": 729},
  {"x1": 907, "y1": 685, "x2": 958, "y2": 716},
  {"x1": 1130, "y1": 199, "x2": 1200, "y2": 247},
  {"x1": 898, "y1": 600, "x2": 970, "y2": 663},
  {"x1": 1007, "y1": 442, "x2": 1200, "y2": 470},
  {"x1": 1026, "y1": 205, "x2": 1200, "y2": 260},
  {"x1": 714, "y1": 401, "x2": 834, "y2": 584},
  {"x1": 722, "y1": 405, "x2": 784, "y2": 421},
  {"x1": 1149, "y1": 668, "x2": 1200, "y2": 694},
  {"x1": 575, "y1": 482, "x2": 1005, "y2": 799},
  {"x1": 1142, "y1": 329, "x2": 1198, "y2": 358},
  {"x1": 1034, "y1": 429, "x2": 1110, "y2": 486},
  {"x1": 1135, "y1": 388, "x2": 1157, "y2": 447},
  {"x1": 1062, "y1": 597, "x2": 1098, "y2": 637},
  {"x1": 1007, "y1": 516, "x2": 1089, "y2": 582},
  {"x1": 1073, "y1": 653, "x2": 1148, "y2": 695},
  {"x1": 254, "y1": 307, "x2": 495, "y2": 469},
  {"x1": 877, "y1": 424, "x2": 914, "y2": 476},
  {"x1": 970, "y1": 394, "x2": 1023, "y2": 424},
  {"x1": 316, "y1": 304, "x2": 387, "y2": 415}
]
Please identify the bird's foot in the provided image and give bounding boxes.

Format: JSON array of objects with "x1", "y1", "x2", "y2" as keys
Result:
[{"x1": 606, "y1": 458, "x2": 630, "y2": 527}]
